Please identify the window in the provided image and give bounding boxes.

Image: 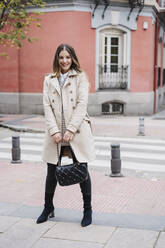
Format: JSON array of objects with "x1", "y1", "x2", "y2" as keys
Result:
[
  {"x1": 102, "y1": 102, "x2": 124, "y2": 114},
  {"x1": 101, "y1": 30, "x2": 123, "y2": 73},
  {"x1": 104, "y1": 36, "x2": 119, "y2": 73},
  {"x1": 97, "y1": 26, "x2": 130, "y2": 90}
]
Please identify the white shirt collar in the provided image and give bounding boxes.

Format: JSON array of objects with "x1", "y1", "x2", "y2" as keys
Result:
[
  {"x1": 60, "y1": 71, "x2": 69, "y2": 79},
  {"x1": 59, "y1": 71, "x2": 69, "y2": 85}
]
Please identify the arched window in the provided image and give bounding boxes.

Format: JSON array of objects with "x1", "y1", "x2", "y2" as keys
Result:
[
  {"x1": 100, "y1": 28, "x2": 124, "y2": 72},
  {"x1": 96, "y1": 26, "x2": 130, "y2": 90}
]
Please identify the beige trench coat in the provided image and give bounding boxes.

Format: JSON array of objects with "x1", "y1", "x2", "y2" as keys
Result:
[{"x1": 42, "y1": 69, "x2": 96, "y2": 164}]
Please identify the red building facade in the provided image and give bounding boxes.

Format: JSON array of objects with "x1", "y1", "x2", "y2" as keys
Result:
[{"x1": 0, "y1": 0, "x2": 165, "y2": 115}]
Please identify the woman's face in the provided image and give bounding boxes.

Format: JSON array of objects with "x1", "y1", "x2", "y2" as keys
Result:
[{"x1": 59, "y1": 50, "x2": 72, "y2": 73}]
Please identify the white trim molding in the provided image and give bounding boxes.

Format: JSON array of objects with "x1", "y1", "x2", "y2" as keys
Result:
[{"x1": 95, "y1": 24, "x2": 131, "y2": 91}]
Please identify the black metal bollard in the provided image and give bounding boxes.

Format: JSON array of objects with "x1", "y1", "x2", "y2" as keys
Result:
[
  {"x1": 11, "y1": 136, "x2": 21, "y2": 164},
  {"x1": 138, "y1": 117, "x2": 145, "y2": 136},
  {"x1": 110, "y1": 144, "x2": 123, "y2": 177}
]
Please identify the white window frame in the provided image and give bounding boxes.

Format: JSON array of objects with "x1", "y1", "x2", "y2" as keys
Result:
[
  {"x1": 102, "y1": 34, "x2": 122, "y2": 72},
  {"x1": 96, "y1": 25, "x2": 131, "y2": 90}
]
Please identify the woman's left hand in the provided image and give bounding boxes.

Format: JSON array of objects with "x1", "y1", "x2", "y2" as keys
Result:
[{"x1": 63, "y1": 130, "x2": 74, "y2": 142}]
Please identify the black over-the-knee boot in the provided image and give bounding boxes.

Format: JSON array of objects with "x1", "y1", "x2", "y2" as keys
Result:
[
  {"x1": 36, "y1": 163, "x2": 57, "y2": 224},
  {"x1": 36, "y1": 192, "x2": 55, "y2": 224},
  {"x1": 81, "y1": 193, "x2": 92, "y2": 227},
  {"x1": 79, "y1": 167, "x2": 92, "y2": 227}
]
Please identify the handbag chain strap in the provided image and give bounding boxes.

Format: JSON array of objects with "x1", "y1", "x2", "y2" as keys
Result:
[
  {"x1": 57, "y1": 144, "x2": 61, "y2": 166},
  {"x1": 56, "y1": 144, "x2": 79, "y2": 167},
  {"x1": 57, "y1": 74, "x2": 68, "y2": 167}
]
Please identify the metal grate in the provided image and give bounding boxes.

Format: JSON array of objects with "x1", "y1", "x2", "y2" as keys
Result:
[
  {"x1": 98, "y1": 65, "x2": 128, "y2": 90},
  {"x1": 102, "y1": 102, "x2": 124, "y2": 115},
  {"x1": 127, "y1": 0, "x2": 144, "y2": 21}
]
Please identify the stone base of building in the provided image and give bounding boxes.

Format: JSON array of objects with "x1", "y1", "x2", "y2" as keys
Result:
[
  {"x1": 0, "y1": 89, "x2": 165, "y2": 116},
  {"x1": 0, "y1": 93, "x2": 43, "y2": 115},
  {"x1": 88, "y1": 91, "x2": 155, "y2": 116},
  {"x1": 155, "y1": 87, "x2": 165, "y2": 112}
]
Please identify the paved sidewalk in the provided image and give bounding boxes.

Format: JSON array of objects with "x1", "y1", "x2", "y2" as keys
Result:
[
  {"x1": 0, "y1": 112, "x2": 165, "y2": 138},
  {"x1": 0, "y1": 161, "x2": 165, "y2": 247},
  {"x1": 0, "y1": 111, "x2": 165, "y2": 247}
]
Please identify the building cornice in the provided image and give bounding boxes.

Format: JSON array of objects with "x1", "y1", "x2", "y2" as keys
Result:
[{"x1": 27, "y1": 0, "x2": 159, "y2": 13}]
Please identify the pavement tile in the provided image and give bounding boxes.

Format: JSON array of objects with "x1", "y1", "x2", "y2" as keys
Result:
[
  {"x1": 43, "y1": 222, "x2": 115, "y2": 244},
  {"x1": 0, "y1": 202, "x2": 22, "y2": 216},
  {"x1": 1, "y1": 161, "x2": 165, "y2": 231},
  {"x1": 104, "y1": 228, "x2": 159, "y2": 248},
  {"x1": 0, "y1": 218, "x2": 56, "y2": 248},
  {"x1": 0, "y1": 216, "x2": 20, "y2": 232},
  {"x1": 2, "y1": 202, "x2": 165, "y2": 231},
  {"x1": 92, "y1": 212, "x2": 165, "y2": 231},
  {"x1": 155, "y1": 232, "x2": 165, "y2": 248},
  {"x1": 92, "y1": 174, "x2": 165, "y2": 216},
  {"x1": 10, "y1": 205, "x2": 45, "y2": 219},
  {"x1": 32, "y1": 237, "x2": 104, "y2": 248}
]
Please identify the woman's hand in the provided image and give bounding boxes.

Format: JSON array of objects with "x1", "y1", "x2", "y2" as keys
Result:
[
  {"x1": 63, "y1": 130, "x2": 74, "y2": 142},
  {"x1": 51, "y1": 132, "x2": 62, "y2": 143}
]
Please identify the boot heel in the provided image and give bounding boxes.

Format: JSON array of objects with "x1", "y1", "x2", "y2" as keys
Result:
[{"x1": 49, "y1": 211, "x2": 54, "y2": 218}]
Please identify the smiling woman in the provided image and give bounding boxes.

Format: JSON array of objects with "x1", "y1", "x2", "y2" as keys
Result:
[
  {"x1": 52, "y1": 44, "x2": 82, "y2": 78},
  {"x1": 59, "y1": 50, "x2": 72, "y2": 74},
  {"x1": 36, "y1": 43, "x2": 95, "y2": 227}
]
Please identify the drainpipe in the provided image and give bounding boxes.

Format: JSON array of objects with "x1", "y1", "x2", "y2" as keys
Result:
[
  {"x1": 18, "y1": 48, "x2": 21, "y2": 114},
  {"x1": 153, "y1": 18, "x2": 159, "y2": 114}
]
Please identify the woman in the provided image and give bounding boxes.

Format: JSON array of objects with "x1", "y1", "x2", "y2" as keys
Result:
[{"x1": 36, "y1": 44, "x2": 95, "y2": 227}]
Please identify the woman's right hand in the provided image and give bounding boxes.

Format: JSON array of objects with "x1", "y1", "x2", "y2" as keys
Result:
[{"x1": 51, "y1": 132, "x2": 62, "y2": 143}]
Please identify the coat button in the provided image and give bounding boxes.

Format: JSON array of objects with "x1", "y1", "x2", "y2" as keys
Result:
[
  {"x1": 77, "y1": 130, "x2": 80, "y2": 134},
  {"x1": 70, "y1": 90, "x2": 72, "y2": 93},
  {"x1": 72, "y1": 106, "x2": 75, "y2": 110},
  {"x1": 71, "y1": 98, "x2": 73, "y2": 102},
  {"x1": 68, "y1": 83, "x2": 71, "y2": 86},
  {"x1": 52, "y1": 99, "x2": 54, "y2": 103}
]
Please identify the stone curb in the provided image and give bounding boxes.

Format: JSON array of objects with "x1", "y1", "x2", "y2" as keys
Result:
[
  {"x1": 152, "y1": 116, "x2": 165, "y2": 120},
  {"x1": 0, "y1": 122, "x2": 44, "y2": 133}
]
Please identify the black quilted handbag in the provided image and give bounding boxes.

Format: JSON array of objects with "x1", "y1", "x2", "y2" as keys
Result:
[{"x1": 55, "y1": 146, "x2": 88, "y2": 186}]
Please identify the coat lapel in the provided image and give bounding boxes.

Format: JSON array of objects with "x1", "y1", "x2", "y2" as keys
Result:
[
  {"x1": 63, "y1": 77, "x2": 71, "y2": 88},
  {"x1": 51, "y1": 77, "x2": 61, "y2": 95},
  {"x1": 50, "y1": 70, "x2": 77, "y2": 91},
  {"x1": 63, "y1": 70, "x2": 77, "y2": 88}
]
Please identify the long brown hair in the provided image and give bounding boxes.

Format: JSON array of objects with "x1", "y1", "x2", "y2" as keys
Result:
[{"x1": 52, "y1": 44, "x2": 82, "y2": 78}]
